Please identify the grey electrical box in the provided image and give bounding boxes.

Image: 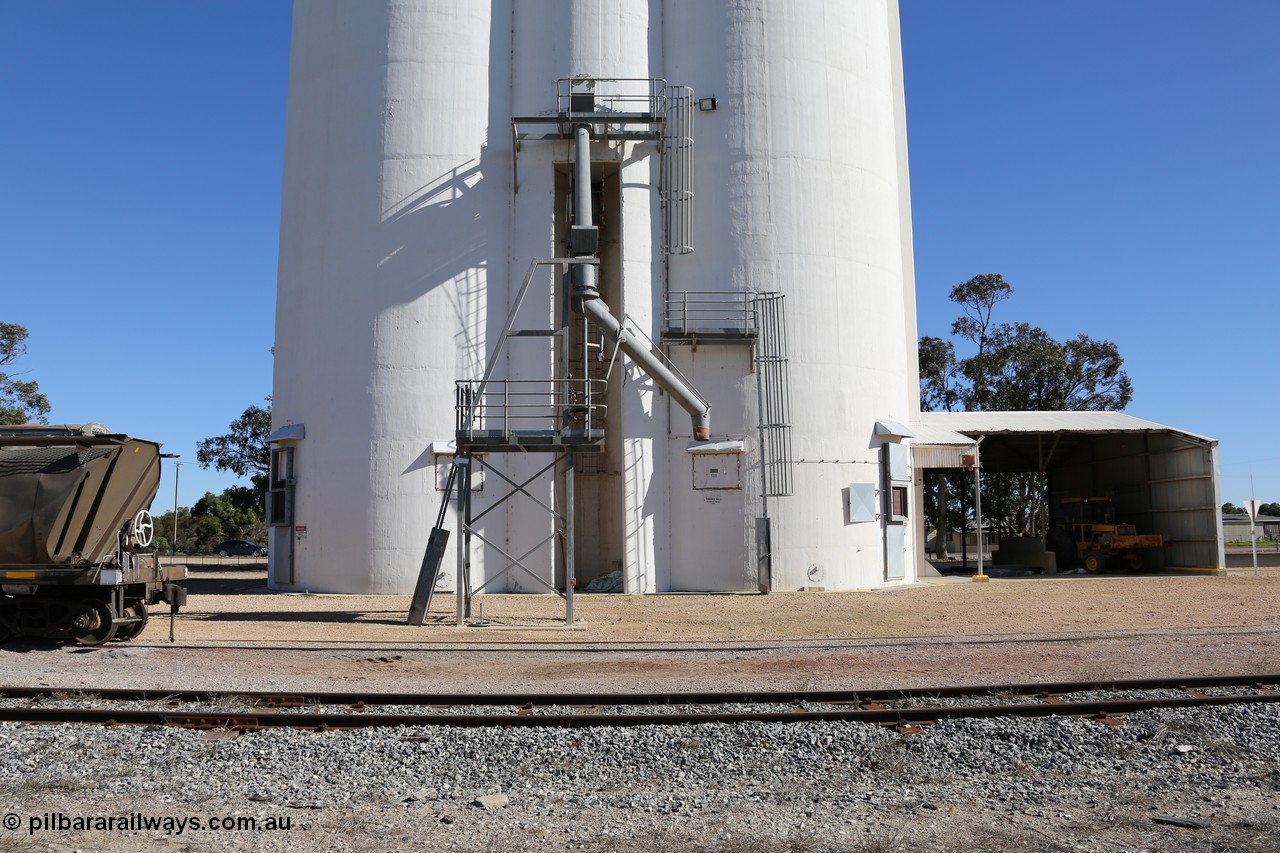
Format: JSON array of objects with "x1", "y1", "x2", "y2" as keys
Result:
[
  {"x1": 693, "y1": 453, "x2": 742, "y2": 490},
  {"x1": 845, "y1": 483, "x2": 877, "y2": 524}
]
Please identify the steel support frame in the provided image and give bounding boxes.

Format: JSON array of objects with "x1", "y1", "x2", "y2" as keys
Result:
[
  {"x1": 455, "y1": 452, "x2": 575, "y2": 627},
  {"x1": 447, "y1": 259, "x2": 595, "y2": 629}
]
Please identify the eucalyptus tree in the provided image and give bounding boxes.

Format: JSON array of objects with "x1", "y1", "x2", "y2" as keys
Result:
[
  {"x1": 0, "y1": 322, "x2": 51, "y2": 425},
  {"x1": 919, "y1": 274, "x2": 1133, "y2": 540}
]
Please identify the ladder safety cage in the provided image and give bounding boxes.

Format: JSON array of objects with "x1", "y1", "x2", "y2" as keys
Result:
[
  {"x1": 753, "y1": 293, "x2": 795, "y2": 498},
  {"x1": 660, "y1": 86, "x2": 695, "y2": 255}
]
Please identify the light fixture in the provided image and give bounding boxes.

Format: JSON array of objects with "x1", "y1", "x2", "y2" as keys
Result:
[{"x1": 698, "y1": 96, "x2": 717, "y2": 112}]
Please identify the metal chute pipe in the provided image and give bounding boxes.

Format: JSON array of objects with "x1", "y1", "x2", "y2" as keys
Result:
[
  {"x1": 568, "y1": 121, "x2": 710, "y2": 439},
  {"x1": 578, "y1": 298, "x2": 711, "y2": 440},
  {"x1": 571, "y1": 124, "x2": 598, "y2": 297}
]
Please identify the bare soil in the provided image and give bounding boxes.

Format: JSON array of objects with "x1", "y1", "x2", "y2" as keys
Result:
[{"x1": 4, "y1": 559, "x2": 1276, "y2": 694}]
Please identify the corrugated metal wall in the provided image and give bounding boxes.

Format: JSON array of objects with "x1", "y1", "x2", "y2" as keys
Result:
[{"x1": 1048, "y1": 432, "x2": 1222, "y2": 570}]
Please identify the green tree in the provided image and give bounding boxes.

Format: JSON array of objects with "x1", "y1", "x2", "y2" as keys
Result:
[
  {"x1": 929, "y1": 274, "x2": 1133, "y2": 413},
  {"x1": 1259, "y1": 503, "x2": 1280, "y2": 518},
  {"x1": 0, "y1": 323, "x2": 51, "y2": 424},
  {"x1": 150, "y1": 507, "x2": 197, "y2": 554},
  {"x1": 190, "y1": 491, "x2": 266, "y2": 549},
  {"x1": 197, "y1": 399, "x2": 271, "y2": 505},
  {"x1": 152, "y1": 487, "x2": 268, "y2": 555},
  {"x1": 919, "y1": 274, "x2": 1135, "y2": 539},
  {"x1": 1221, "y1": 502, "x2": 1244, "y2": 515},
  {"x1": 918, "y1": 335, "x2": 961, "y2": 413}
]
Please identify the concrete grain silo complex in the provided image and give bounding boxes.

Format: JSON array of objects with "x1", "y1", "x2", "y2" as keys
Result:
[{"x1": 269, "y1": 0, "x2": 922, "y2": 598}]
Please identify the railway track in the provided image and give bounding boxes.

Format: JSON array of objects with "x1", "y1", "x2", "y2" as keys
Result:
[{"x1": 2, "y1": 674, "x2": 1276, "y2": 732}]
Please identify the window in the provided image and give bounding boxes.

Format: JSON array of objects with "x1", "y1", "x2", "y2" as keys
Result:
[
  {"x1": 881, "y1": 442, "x2": 910, "y2": 523},
  {"x1": 891, "y1": 486, "x2": 908, "y2": 519},
  {"x1": 268, "y1": 447, "x2": 294, "y2": 526}
]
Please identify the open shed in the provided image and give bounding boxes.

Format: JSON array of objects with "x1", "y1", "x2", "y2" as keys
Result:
[{"x1": 910, "y1": 411, "x2": 1224, "y2": 572}]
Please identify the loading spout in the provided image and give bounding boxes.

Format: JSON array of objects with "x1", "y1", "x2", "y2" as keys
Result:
[
  {"x1": 577, "y1": 297, "x2": 712, "y2": 440},
  {"x1": 569, "y1": 121, "x2": 710, "y2": 440}
]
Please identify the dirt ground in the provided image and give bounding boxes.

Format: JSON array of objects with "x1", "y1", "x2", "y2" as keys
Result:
[{"x1": 4, "y1": 555, "x2": 1276, "y2": 694}]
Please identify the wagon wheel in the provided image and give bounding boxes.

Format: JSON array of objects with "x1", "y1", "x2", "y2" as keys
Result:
[
  {"x1": 114, "y1": 603, "x2": 149, "y2": 642},
  {"x1": 73, "y1": 602, "x2": 118, "y2": 646},
  {"x1": 1083, "y1": 552, "x2": 1104, "y2": 573}
]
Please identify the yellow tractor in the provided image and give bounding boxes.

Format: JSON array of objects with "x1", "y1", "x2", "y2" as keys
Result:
[{"x1": 1050, "y1": 497, "x2": 1164, "y2": 572}]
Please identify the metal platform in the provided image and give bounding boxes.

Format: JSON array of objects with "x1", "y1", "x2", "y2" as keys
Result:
[
  {"x1": 455, "y1": 429, "x2": 606, "y2": 453},
  {"x1": 454, "y1": 377, "x2": 607, "y2": 454}
]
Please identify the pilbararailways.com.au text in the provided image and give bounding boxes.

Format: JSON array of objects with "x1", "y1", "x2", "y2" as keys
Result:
[{"x1": 11, "y1": 811, "x2": 293, "y2": 835}]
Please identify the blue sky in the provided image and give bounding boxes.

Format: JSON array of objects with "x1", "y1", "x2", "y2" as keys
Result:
[
  {"x1": 901, "y1": 1, "x2": 1280, "y2": 506},
  {"x1": 1, "y1": 2, "x2": 1276, "y2": 512}
]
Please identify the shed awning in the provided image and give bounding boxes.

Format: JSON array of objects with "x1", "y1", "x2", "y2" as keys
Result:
[{"x1": 874, "y1": 419, "x2": 915, "y2": 440}]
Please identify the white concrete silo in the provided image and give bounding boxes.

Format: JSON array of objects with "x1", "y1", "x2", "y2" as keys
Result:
[{"x1": 270, "y1": 0, "x2": 919, "y2": 595}]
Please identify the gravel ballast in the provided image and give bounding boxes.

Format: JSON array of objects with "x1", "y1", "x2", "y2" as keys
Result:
[{"x1": 2, "y1": 704, "x2": 1277, "y2": 852}]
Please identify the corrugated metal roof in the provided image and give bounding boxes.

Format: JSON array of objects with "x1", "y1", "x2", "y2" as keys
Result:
[
  {"x1": 915, "y1": 411, "x2": 1216, "y2": 444},
  {"x1": 907, "y1": 421, "x2": 973, "y2": 446}
]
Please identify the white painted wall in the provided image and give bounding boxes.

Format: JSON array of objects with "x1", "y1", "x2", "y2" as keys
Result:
[
  {"x1": 273, "y1": 0, "x2": 919, "y2": 594},
  {"x1": 662, "y1": 0, "x2": 920, "y2": 590},
  {"x1": 273, "y1": 1, "x2": 510, "y2": 592}
]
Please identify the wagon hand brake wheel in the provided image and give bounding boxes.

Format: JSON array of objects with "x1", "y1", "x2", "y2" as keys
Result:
[{"x1": 130, "y1": 510, "x2": 154, "y2": 548}]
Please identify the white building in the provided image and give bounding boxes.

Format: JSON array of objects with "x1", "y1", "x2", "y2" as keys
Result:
[{"x1": 269, "y1": 0, "x2": 923, "y2": 595}]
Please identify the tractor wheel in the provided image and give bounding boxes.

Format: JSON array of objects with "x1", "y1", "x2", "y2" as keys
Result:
[
  {"x1": 1083, "y1": 552, "x2": 1104, "y2": 573},
  {"x1": 1125, "y1": 553, "x2": 1145, "y2": 572}
]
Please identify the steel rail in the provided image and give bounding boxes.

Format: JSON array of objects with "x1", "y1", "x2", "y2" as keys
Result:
[
  {"x1": 0, "y1": 692, "x2": 1276, "y2": 731},
  {"x1": 2, "y1": 673, "x2": 1276, "y2": 709},
  {"x1": 0, "y1": 675, "x2": 1275, "y2": 731}
]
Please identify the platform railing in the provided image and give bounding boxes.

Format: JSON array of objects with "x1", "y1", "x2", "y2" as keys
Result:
[
  {"x1": 455, "y1": 379, "x2": 607, "y2": 446},
  {"x1": 555, "y1": 77, "x2": 667, "y2": 117},
  {"x1": 663, "y1": 291, "x2": 759, "y2": 338}
]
